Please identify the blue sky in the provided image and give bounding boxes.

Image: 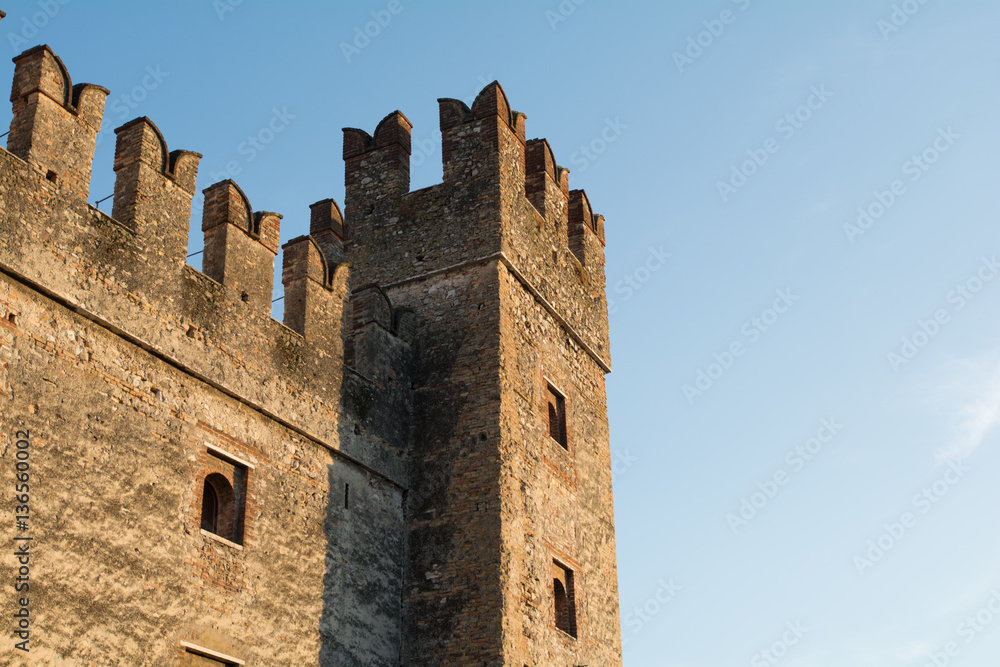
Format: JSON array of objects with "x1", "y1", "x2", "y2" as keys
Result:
[{"x1": 5, "y1": 1, "x2": 1000, "y2": 665}]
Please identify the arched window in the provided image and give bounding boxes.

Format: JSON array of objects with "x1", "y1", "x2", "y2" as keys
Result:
[
  {"x1": 552, "y1": 560, "x2": 577, "y2": 637},
  {"x1": 201, "y1": 480, "x2": 218, "y2": 534},
  {"x1": 554, "y1": 578, "x2": 570, "y2": 634},
  {"x1": 200, "y1": 473, "x2": 237, "y2": 542}
]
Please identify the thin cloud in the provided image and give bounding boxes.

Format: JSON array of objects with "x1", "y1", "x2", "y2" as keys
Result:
[
  {"x1": 851, "y1": 640, "x2": 938, "y2": 667},
  {"x1": 931, "y1": 354, "x2": 1000, "y2": 461}
]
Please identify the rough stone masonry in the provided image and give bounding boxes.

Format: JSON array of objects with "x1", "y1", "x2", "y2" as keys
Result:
[{"x1": 0, "y1": 19, "x2": 622, "y2": 667}]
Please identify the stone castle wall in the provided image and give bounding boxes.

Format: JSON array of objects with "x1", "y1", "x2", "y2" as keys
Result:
[{"x1": 0, "y1": 23, "x2": 621, "y2": 666}]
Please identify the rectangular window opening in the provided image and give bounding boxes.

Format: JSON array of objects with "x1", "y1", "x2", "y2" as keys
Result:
[
  {"x1": 546, "y1": 384, "x2": 567, "y2": 449},
  {"x1": 199, "y1": 449, "x2": 249, "y2": 546},
  {"x1": 552, "y1": 560, "x2": 578, "y2": 638}
]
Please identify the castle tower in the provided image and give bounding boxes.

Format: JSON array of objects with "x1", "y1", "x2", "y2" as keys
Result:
[
  {"x1": 0, "y1": 36, "x2": 619, "y2": 665},
  {"x1": 342, "y1": 82, "x2": 620, "y2": 666}
]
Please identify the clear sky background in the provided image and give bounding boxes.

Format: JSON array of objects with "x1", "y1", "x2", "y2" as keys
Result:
[{"x1": 5, "y1": 1, "x2": 1000, "y2": 665}]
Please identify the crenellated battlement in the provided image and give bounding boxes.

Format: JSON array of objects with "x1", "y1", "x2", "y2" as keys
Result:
[
  {"x1": 309, "y1": 197, "x2": 346, "y2": 264},
  {"x1": 8, "y1": 45, "x2": 108, "y2": 201},
  {"x1": 343, "y1": 80, "x2": 611, "y2": 369},
  {"x1": 112, "y1": 116, "x2": 202, "y2": 268},
  {"x1": 0, "y1": 45, "x2": 409, "y2": 484},
  {"x1": 344, "y1": 110, "x2": 413, "y2": 208},
  {"x1": 525, "y1": 138, "x2": 569, "y2": 225},
  {"x1": 201, "y1": 179, "x2": 281, "y2": 312},
  {"x1": 0, "y1": 43, "x2": 611, "y2": 470},
  {"x1": 437, "y1": 82, "x2": 526, "y2": 183}
]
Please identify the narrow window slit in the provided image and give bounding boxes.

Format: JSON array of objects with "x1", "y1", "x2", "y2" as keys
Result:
[
  {"x1": 553, "y1": 561, "x2": 578, "y2": 637},
  {"x1": 546, "y1": 384, "x2": 567, "y2": 449}
]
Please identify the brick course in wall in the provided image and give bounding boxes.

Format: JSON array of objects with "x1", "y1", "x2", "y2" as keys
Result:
[{"x1": 0, "y1": 27, "x2": 621, "y2": 667}]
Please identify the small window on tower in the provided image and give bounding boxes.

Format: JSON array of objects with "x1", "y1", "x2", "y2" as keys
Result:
[
  {"x1": 546, "y1": 384, "x2": 567, "y2": 449},
  {"x1": 201, "y1": 473, "x2": 237, "y2": 541},
  {"x1": 552, "y1": 560, "x2": 577, "y2": 638},
  {"x1": 197, "y1": 446, "x2": 251, "y2": 547}
]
